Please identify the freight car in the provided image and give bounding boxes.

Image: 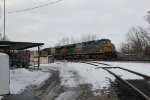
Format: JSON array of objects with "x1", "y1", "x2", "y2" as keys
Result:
[{"x1": 47, "y1": 39, "x2": 117, "y2": 60}]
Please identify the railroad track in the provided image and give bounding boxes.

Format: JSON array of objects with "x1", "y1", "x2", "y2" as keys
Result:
[{"x1": 80, "y1": 61, "x2": 150, "y2": 100}]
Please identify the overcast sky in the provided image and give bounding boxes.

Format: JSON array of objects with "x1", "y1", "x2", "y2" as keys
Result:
[{"x1": 1, "y1": 0, "x2": 150, "y2": 49}]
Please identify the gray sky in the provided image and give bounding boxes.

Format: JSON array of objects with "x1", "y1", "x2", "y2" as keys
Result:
[{"x1": 1, "y1": 0, "x2": 150, "y2": 49}]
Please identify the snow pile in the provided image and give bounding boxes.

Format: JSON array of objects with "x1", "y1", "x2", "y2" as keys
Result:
[
  {"x1": 10, "y1": 68, "x2": 50, "y2": 94},
  {"x1": 99, "y1": 61, "x2": 150, "y2": 76}
]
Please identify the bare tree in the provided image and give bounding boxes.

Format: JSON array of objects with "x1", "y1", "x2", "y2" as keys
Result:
[
  {"x1": 146, "y1": 11, "x2": 150, "y2": 24},
  {"x1": 128, "y1": 26, "x2": 145, "y2": 57},
  {"x1": 121, "y1": 26, "x2": 150, "y2": 58},
  {"x1": 55, "y1": 37, "x2": 70, "y2": 46},
  {"x1": 81, "y1": 34, "x2": 98, "y2": 42},
  {"x1": 120, "y1": 42, "x2": 132, "y2": 55},
  {"x1": 70, "y1": 37, "x2": 76, "y2": 44},
  {"x1": 55, "y1": 40, "x2": 62, "y2": 47},
  {"x1": 55, "y1": 34, "x2": 98, "y2": 47},
  {"x1": 120, "y1": 11, "x2": 150, "y2": 59},
  {"x1": 61, "y1": 37, "x2": 69, "y2": 45}
]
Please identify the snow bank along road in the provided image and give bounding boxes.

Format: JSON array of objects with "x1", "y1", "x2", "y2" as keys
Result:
[{"x1": 2, "y1": 68, "x2": 51, "y2": 100}]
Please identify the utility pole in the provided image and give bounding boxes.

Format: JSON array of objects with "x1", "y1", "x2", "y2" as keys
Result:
[{"x1": 3, "y1": 0, "x2": 5, "y2": 40}]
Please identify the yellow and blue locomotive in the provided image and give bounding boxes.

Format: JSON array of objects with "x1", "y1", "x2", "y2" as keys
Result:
[{"x1": 41, "y1": 39, "x2": 117, "y2": 60}]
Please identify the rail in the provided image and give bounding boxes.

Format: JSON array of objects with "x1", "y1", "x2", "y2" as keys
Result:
[
  {"x1": 82, "y1": 61, "x2": 150, "y2": 100},
  {"x1": 90, "y1": 61, "x2": 150, "y2": 80},
  {"x1": 105, "y1": 68, "x2": 150, "y2": 100}
]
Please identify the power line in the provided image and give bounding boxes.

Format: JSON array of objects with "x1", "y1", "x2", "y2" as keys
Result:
[{"x1": 7, "y1": 0, "x2": 62, "y2": 14}]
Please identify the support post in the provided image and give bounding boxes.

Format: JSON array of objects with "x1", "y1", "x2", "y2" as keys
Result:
[
  {"x1": 38, "y1": 46, "x2": 40, "y2": 69},
  {"x1": 4, "y1": 0, "x2": 6, "y2": 40}
]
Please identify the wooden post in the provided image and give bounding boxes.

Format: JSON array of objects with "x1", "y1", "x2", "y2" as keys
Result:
[{"x1": 38, "y1": 46, "x2": 40, "y2": 69}]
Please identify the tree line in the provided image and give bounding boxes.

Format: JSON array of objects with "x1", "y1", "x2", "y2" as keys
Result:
[
  {"x1": 120, "y1": 11, "x2": 150, "y2": 60},
  {"x1": 55, "y1": 34, "x2": 98, "y2": 46}
]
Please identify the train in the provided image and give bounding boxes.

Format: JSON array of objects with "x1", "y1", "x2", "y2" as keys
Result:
[{"x1": 41, "y1": 39, "x2": 117, "y2": 60}]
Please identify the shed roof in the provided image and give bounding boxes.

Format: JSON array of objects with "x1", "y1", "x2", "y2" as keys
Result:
[{"x1": 0, "y1": 41, "x2": 44, "y2": 50}]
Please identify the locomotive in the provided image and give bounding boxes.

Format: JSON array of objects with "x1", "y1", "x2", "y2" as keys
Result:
[{"x1": 41, "y1": 39, "x2": 117, "y2": 60}]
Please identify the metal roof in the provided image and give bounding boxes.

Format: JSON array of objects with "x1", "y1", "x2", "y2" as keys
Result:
[{"x1": 0, "y1": 41, "x2": 44, "y2": 50}]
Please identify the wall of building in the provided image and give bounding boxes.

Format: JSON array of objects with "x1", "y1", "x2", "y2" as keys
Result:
[{"x1": 30, "y1": 51, "x2": 54, "y2": 65}]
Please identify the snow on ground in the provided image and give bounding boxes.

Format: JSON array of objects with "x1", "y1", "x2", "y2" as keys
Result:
[
  {"x1": 39, "y1": 61, "x2": 150, "y2": 97},
  {"x1": 40, "y1": 62, "x2": 116, "y2": 95},
  {"x1": 10, "y1": 68, "x2": 51, "y2": 94},
  {"x1": 56, "y1": 91, "x2": 77, "y2": 100},
  {"x1": 108, "y1": 69, "x2": 143, "y2": 80},
  {"x1": 67, "y1": 63, "x2": 116, "y2": 90},
  {"x1": 97, "y1": 61, "x2": 150, "y2": 76}
]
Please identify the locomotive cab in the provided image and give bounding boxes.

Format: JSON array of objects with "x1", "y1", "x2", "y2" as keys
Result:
[{"x1": 99, "y1": 39, "x2": 117, "y2": 58}]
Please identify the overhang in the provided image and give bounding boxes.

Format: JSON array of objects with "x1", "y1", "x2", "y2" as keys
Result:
[{"x1": 0, "y1": 41, "x2": 44, "y2": 50}]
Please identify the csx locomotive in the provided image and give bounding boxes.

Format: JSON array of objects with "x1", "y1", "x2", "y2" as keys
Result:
[{"x1": 41, "y1": 39, "x2": 117, "y2": 60}]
